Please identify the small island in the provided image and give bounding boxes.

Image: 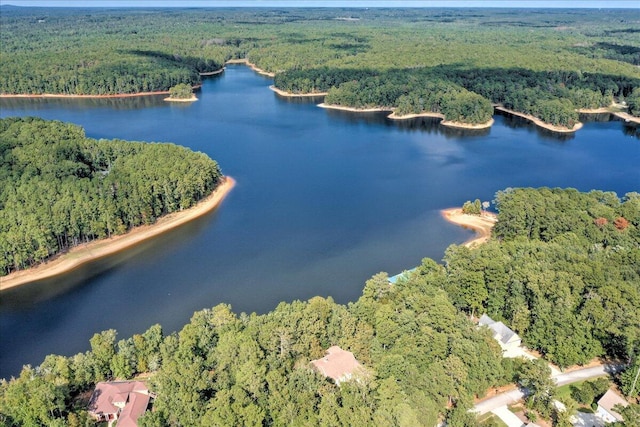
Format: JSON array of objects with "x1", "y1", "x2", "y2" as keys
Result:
[{"x1": 164, "y1": 83, "x2": 198, "y2": 102}]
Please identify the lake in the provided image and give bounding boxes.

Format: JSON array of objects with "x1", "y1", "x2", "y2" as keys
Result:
[{"x1": 0, "y1": 65, "x2": 638, "y2": 379}]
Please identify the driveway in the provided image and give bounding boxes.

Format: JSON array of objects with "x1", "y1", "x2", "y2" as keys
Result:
[
  {"x1": 491, "y1": 405, "x2": 526, "y2": 427},
  {"x1": 571, "y1": 411, "x2": 604, "y2": 427},
  {"x1": 553, "y1": 365, "x2": 614, "y2": 387},
  {"x1": 474, "y1": 389, "x2": 525, "y2": 416},
  {"x1": 473, "y1": 364, "x2": 620, "y2": 416}
]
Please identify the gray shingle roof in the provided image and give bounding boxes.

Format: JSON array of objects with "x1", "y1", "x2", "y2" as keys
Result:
[{"x1": 478, "y1": 314, "x2": 521, "y2": 346}]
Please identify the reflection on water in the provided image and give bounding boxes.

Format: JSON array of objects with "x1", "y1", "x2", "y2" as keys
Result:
[
  {"x1": 0, "y1": 94, "x2": 168, "y2": 111},
  {"x1": 495, "y1": 110, "x2": 575, "y2": 142},
  {"x1": 273, "y1": 94, "x2": 326, "y2": 105},
  {"x1": 623, "y1": 124, "x2": 640, "y2": 138},
  {"x1": 0, "y1": 206, "x2": 220, "y2": 311},
  {"x1": 579, "y1": 112, "x2": 613, "y2": 123}
]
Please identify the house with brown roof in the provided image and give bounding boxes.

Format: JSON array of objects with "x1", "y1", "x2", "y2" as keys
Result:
[
  {"x1": 311, "y1": 346, "x2": 363, "y2": 385},
  {"x1": 88, "y1": 381, "x2": 151, "y2": 426},
  {"x1": 596, "y1": 389, "x2": 629, "y2": 423}
]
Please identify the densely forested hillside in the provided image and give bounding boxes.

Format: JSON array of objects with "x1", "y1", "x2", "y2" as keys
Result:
[
  {"x1": 0, "y1": 117, "x2": 223, "y2": 276},
  {"x1": 1, "y1": 188, "x2": 638, "y2": 426},
  {"x1": 1, "y1": 7, "x2": 639, "y2": 126},
  {"x1": 444, "y1": 188, "x2": 640, "y2": 368}
]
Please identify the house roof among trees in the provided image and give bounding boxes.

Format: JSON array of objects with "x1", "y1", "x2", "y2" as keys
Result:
[
  {"x1": 478, "y1": 314, "x2": 520, "y2": 345},
  {"x1": 311, "y1": 346, "x2": 362, "y2": 383},
  {"x1": 597, "y1": 389, "x2": 629, "y2": 421},
  {"x1": 88, "y1": 381, "x2": 150, "y2": 426}
]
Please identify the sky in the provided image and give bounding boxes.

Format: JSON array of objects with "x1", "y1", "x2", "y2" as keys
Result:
[{"x1": 1, "y1": 0, "x2": 638, "y2": 8}]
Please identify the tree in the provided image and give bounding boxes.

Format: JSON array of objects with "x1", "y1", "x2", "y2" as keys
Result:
[
  {"x1": 627, "y1": 88, "x2": 640, "y2": 117},
  {"x1": 168, "y1": 83, "x2": 194, "y2": 99},
  {"x1": 89, "y1": 329, "x2": 117, "y2": 381},
  {"x1": 518, "y1": 359, "x2": 556, "y2": 416},
  {"x1": 613, "y1": 402, "x2": 640, "y2": 427},
  {"x1": 553, "y1": 398, "x2": 577, "y2": 427},
  {"x1": 620, "y1": 359, "x2": 640, "y2": 398},
  {"x1": 462, "y1": 199, "x2": 482, "y2": 215}
]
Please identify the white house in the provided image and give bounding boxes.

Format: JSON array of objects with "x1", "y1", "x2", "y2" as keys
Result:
[
  {"x1": 596, "y1": 389, "x2": 628, "y2": 423},
  {"x1": 478, "y1": 314, "x2": 522, "y2": 352}
]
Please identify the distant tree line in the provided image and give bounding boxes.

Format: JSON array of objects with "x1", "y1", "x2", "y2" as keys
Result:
[
  {"x1": 1, "y1": 7, "x2": 638, "y2": 126},
  {"x1": 275, "y1": 66, "x2": 639, "y2": 127},
  {"x1": 0, "y1": 117, "x2": 223, "y2": 276}
]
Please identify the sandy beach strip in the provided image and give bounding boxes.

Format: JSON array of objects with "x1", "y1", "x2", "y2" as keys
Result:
[
  {"x1": 317, "y1": 103, "x2": 393, "y2": 113},
  {"x1": 199, "y1": 68, "x2": 225, "y2": 76},
  {"x1": 441, "y1": 118, "x2": 494, "y2": 130},
  {"x1": 441, "y1": 208, "x2": 498, "y2": 248},
  {"x1": 613, "y1": 111, "x2": 640, "y2": 124},
  {"x1": 388, "y1": 111, "x2": 445, "y2": 120},
  {"x1": 495, "y1": 106, "x2": 583, "y2": 133},
  {"x1": 269, "y1": 85, "x2": 328, "y2": 97},
  {"x1": 577, "y1": 107, "x2": 640, "y2": 124},
  {"x1": 163, "y1": 96, "x2": 198, "y2": 102},
  {"x1": 326, "y1": 106, "x2": 494, "y2": 129},
  {"x1": 0, "y1": 177, "x2": 236, "y2": 291},
  {"x1": 0, "y1": 85, "x2": 203, "y2": 99},
  {"x1": 225, "y1": 59, "x2": 275, "y2": 77},
  {"x1": 0, "y1": 91, "x2": 170, "y2": 99},
  {"x1": 578, "y1": 107, "x2": 612, "y2": 114}
]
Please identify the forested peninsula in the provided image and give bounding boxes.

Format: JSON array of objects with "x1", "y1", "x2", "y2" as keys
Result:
[
  {"x1": 1, "y1": 7, "x2": 639, "y2": 129},
  {"x1": 1, "y1": 188, "x2": 638, "y2": 426},
  {"x1": 0, "y1": 117, "x2": 225, "y2": 279}
]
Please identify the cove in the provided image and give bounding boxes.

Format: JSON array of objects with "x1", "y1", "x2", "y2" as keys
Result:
[{"x1": 0, "y1": 65, "x2": 638, "y2": 379}]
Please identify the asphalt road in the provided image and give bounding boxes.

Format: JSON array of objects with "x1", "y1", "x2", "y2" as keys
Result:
[{"x1": 473, "y1": 364, "x2": 619, "y2": 415}]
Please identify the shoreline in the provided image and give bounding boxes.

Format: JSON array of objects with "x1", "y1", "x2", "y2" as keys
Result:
[
  {"x1": 440, "y1": 208, "x2": 498, "y2": 248},
  {"x1": 0, "y1": 177, "x2": 236, "y2": 291},
  {"x1": 578, "y1": 105, "x2": 640, "y2": 124},
  {"x1": 269, "y1": 85, "x2": 328, "y2": 97},
  {"x1": 225, "y1": 59, "x2": 275, "y2": 77},
  {"x1": 612, "y1": 111, "x2": 640, "y2": 124},
  {"x1": 578, "y1": 107, "x2": 612, "y2": 114},
  {"x1": 163, "y1": 96, "x2": 198, "y2": 102},
  {"x1": 317, "y1": 102, "x2": 392, "y2": 113},
  {"x1": 388, "y1": 111, "x2": 445, "y2": 120},
  {"x1": 321, "y1": 104, "x2": 494, "y2": 129},
  {"x1": 495, "y1": 106, "x2": 583, "y2": 133},
  {"x1": 199, "y1": 68, "x2": 225, "y2": 76},
  {"x1": 0, "y1": 84, "x2": 203, "y2": 100},
  {"x1": 441, "y1": 118, "x2": 494, "y2": 130}
]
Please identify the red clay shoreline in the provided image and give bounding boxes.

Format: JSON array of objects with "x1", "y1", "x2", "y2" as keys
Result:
[{"x1": 0, "y1": 177, "x2": 235, "y2": 291}]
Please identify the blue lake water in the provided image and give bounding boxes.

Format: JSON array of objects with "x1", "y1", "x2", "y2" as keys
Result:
[{"x1": 0, "y1": 65, "x2": 638, "y2": 378}]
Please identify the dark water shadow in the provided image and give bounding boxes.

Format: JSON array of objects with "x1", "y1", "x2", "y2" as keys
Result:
[
  {"x1": 273, "y1": 93, "x2": 326, "y2": 105},
  {"x1": 0, "y1": 94, "x2": 168, "y2": 111},
  {"x1": 622, "y1": 122, "x2": 640, "y2": 139},
  {"x1": 496, "y1": 110, "x2": 575, "y2": 142},
  {"x1": 579, "y1": 112, "x2": 613, "y2": 123},
  {"x1": 320, "y1": 108, "x2": 490, "y2": 138},
  {"x1": 0, "y1": 207, "x2": 222, "y2": 310}
]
